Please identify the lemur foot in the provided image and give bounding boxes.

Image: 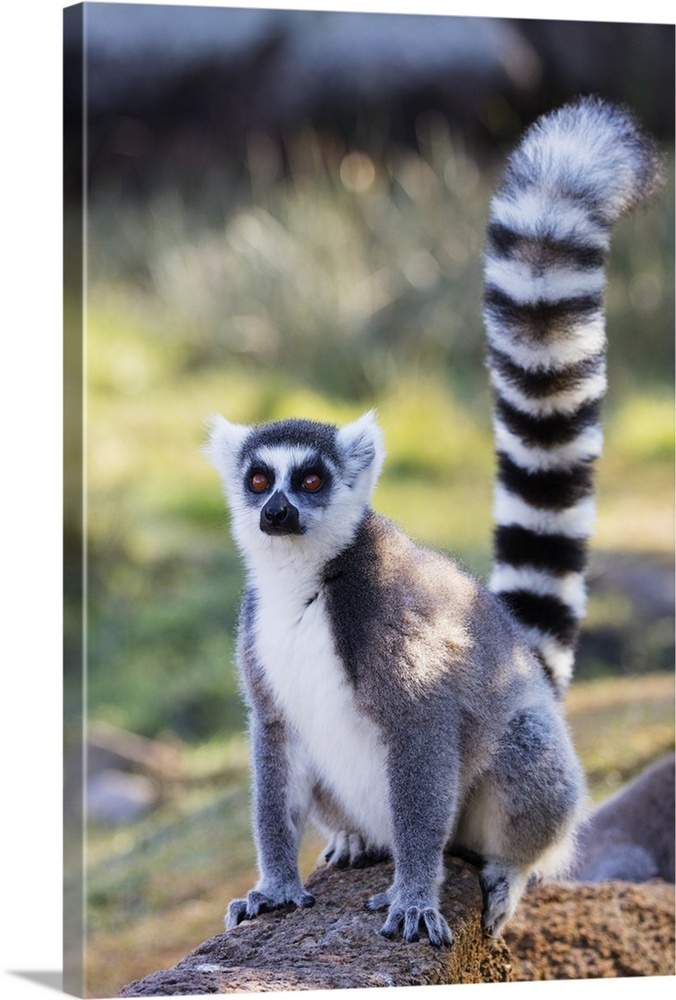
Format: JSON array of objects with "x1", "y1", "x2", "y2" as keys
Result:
[
  {"x1": 365, "y1": 888, "x2": 452, "y2": 947},
  {"x1": 480, "y1": 861, "x2": 528, "y2": 938},
  {"x1": 225, "y1": 884, "x2": 315, "y2": 931},
  {"x1": 322, "y1": 831, "x2": 390, "y2": 869}
]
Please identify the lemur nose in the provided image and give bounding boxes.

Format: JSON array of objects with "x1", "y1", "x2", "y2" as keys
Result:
[
  {"x1": 265, "y1": 501, "x2": 288, "y2": 526},
  {"x1": 260, "y1": 490, "x2": 302, "y2": 535}
]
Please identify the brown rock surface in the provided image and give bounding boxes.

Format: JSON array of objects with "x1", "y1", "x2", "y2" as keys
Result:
[
  {"x1": 118, "y1": 856, "x2": 511, "y2": 995},
  {"x1": 118, "y1": 860, "x2": 675, "y2": 995},
  {"x1": 505, "y1": 879, "x2": 675, "y2": 980}
]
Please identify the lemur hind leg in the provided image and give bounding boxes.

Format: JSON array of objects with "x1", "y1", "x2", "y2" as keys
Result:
[
  {"x1": 458, "y1": 708, "x2": 584, "y2": 937},
  {"x1": 310, "y1": 786, "x2": 391, "y2": 870},
  {"x1": 322, "y1": 830, "x2": 391, "y2": 869}
]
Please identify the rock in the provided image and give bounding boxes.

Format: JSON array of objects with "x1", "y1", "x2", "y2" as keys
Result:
[
  {"x1": 118, "y1": 858, "x2": 676, "y2": 994},
  {"x1": 505, "y1": 880, "x2": 675, "y2": 980},
  {"x1": 81, "y1": 722, "x2": 184, "y2": 826},
  {"x1": 118, "y1": 856, "x2": 511, "y2": 994},
  {"x1": 87, "y1": 768, "x2": 158, "y2": 826}
]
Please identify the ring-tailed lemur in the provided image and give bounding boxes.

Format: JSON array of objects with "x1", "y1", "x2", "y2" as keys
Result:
[
  {"x1": 571, "y1": 753, "x2": 675, "y2": 883},
  {"x1": 206, "y1": 97, "x2": 663, "y2": 946}
]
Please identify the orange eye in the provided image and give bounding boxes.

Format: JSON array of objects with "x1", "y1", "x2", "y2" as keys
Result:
[
  {"x1": 250, "y1": 472, "x2": 269, "y2": 493},
  {"x1": 302, "y1": 473, "x2": 322, "y2": 493}
]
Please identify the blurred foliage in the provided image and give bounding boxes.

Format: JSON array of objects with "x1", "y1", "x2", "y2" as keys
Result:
[
  {"x1": 86, "y1": 119, "x2": 675, "y2": 404},
  {"x1": 73, "y1": 123, "x2": 675, "y2": 743}
]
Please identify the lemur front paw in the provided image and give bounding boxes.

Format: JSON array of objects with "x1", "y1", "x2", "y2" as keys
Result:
[
  {"x1": 322, "y1": 831, "x2": 390, "y2": 869},
  {"x1": 365, "y1": 888, "x2": 452, "y2": 947},
  {"x1": 225, "y1": 883, "x2": 315, "y2": 931}
]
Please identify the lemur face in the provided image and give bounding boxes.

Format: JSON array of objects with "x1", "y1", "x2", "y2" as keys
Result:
[
  {"x1": 206, "y1": 411, "x2": 385, "y2": 563},
  {"x1": 241, "y1": 441, "x2": 337, "y2": 538}
]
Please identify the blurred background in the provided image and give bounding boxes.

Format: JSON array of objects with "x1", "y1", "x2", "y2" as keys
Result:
[{"x1": 63, "y1": 4, "x2": 674, "y2": 996}]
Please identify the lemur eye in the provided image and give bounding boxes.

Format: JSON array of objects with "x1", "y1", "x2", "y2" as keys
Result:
[
  {"x1": 302, "y1": 473, "x2": 323, "y2": 493},
  {"x1": 250, "y1": 472, "x2": 269, "y2": 493}
]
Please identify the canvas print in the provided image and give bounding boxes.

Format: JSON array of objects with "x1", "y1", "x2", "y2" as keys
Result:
[{"x1": 63, "y1": 3, "x2": 675, "y2": 997}]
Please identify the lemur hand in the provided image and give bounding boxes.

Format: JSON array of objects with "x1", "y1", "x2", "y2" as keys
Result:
[{"x1": 225, "y1": 880, "x2": 315, "y2": 930}]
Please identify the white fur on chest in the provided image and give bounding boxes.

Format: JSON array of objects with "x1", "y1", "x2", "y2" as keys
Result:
[{"x1": 252, "y1": 573, "x2": 392, "y2": 847}]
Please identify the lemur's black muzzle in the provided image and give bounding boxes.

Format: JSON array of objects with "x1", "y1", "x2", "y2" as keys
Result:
[{"x1": 260, "y1": 490, "x2": 303, "y2": 536}]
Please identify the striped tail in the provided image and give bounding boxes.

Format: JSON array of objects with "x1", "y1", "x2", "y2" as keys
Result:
[{"x1": 484, "y1": 96, "x2": 663, "y2": 696}]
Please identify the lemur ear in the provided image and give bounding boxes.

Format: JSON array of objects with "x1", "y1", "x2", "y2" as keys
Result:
[
  {"x1": 336, "y1": 410, "x2": 385, "y2": 491},
  {"x1": 204, "y1": 414, "x2": 251, "y2": 483}
]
